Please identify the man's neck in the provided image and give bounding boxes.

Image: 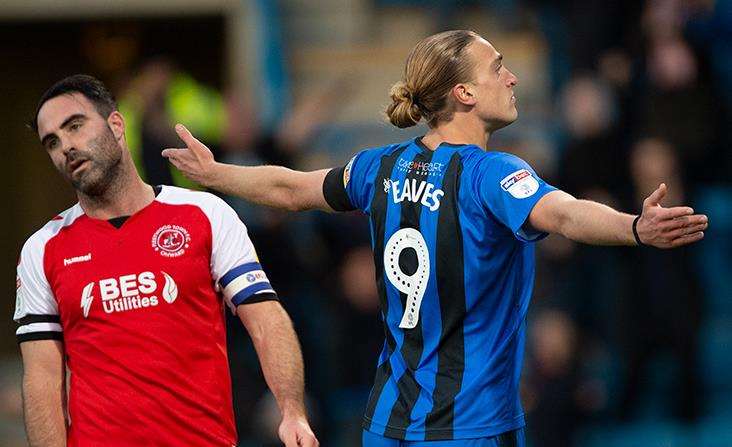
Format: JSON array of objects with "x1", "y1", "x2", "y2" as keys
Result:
[
  {"x1": 422, "y1": 113, "x2": 492, "y2": 150},
  {"x1": 78, "y1": 175, "x2": 155, "y2": 220}
]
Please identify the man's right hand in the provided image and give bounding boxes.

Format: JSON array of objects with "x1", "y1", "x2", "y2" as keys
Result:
[
  {"x1": 162, "y1": 124, "x2": 218, "y2": 187},
  {"x1": 163, "y1": 124, "x2": 334, "y2": 212}
]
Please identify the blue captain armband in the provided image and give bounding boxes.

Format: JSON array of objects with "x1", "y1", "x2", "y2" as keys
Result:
[{"x1": 219, "y1": 262, "x2": 278, "y2": 306}]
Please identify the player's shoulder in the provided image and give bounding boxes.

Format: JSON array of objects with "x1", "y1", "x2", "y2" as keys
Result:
[
  {"x1": 366, "y1": 140, "x2": 410, "y2": 156},
  {"x1": 155, "y1": 185, "x2": 243, "y2": 227},
  {"x1": 352, "y1": 140, "x2": 412, "y2": 164},
  {"x1": 459, "y1": 150, "x2": 538, "y2": 198},
  {"x1": 156, "y1": 185, "x2": 228, "y2": 210},
  {"x1": 21, "y1": 204, "x2": 84, "y2": 259},
  {"x1": 472, "y1": 150, "x2": 526, "y2": 165},
  {"x1": 465, "y1": 150, "x2": 532, "y2": 175}
]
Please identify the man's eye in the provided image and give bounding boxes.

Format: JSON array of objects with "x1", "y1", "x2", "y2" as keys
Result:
[
  {"x1": 70, "y1": 122, "x2": 81, "y2": 131},
  {"x1": 48, "y1": 139, "x2": 58, "y2": 150}
]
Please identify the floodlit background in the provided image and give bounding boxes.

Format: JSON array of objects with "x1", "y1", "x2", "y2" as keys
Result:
[{"x1": 1, "y1": 1, "x2": 731, "y2": 446}]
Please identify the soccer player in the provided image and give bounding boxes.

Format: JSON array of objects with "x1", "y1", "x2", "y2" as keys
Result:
[
  {"x1": 162, "y1": 31, "x2": 708, "y2": 446},
  {"x1": 15, "y1": 75, "x2": 318, "y2": 447}
]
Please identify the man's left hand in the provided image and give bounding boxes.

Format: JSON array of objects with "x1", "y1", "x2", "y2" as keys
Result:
[
  {"x1": 278, "y1": 415, "x2": 319, "y2": 447},
  {"x1": 636, "y1": 183, "x2": 708, "y2": 248}
]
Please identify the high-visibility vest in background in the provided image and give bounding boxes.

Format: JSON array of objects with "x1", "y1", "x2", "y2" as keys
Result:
[{"x1": 119, "y1": 73, "x2": 225, "y2": 189}]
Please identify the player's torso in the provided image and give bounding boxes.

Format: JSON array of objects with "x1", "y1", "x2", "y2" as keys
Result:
[
  {"x1": 364, "y1": 143, "x2": 526, "y2": 334},
  {"x1": 360, "y1": 142, "x2": 531, "y2": 439},
  {"x1": 44, "y1": 200, "x2": 236, "y2": 446},
  {"x1": 47, "y1": 201, "x2": 215, "y2": 338}
]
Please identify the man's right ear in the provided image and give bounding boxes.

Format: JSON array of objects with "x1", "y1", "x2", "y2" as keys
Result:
[{"x1": 452, "y1": 83, "x2": 476, "y2": 106}]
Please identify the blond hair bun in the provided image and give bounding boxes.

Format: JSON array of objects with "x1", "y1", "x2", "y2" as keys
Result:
[{"x1": 386, "y1": 82, "x2": 422, "y2": 128}]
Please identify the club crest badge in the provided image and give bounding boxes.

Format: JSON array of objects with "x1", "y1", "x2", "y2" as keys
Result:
[
  {"x1": 343, "y1": 156, "x2": 356, "y2": 187},
  {"x1": 152, "y1": 225, "x2": 191, "y2": 258}
]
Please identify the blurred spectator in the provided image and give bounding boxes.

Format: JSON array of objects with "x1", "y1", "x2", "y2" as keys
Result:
[
  {"x1": 524, "y1": 310, "x2": 603, "y2": 447},
  {"x1": 333, "y1": 245, "x2": 381, "y2": 389},
  {"x1": 641, "y1": 0, "x2": 686, "y2": 41},
  {"x1": 685, "y1": 0, "x2": 732, "y2": 179},
  {"x1": 636, "y1": 1, "x2": 719, "y2": 184},
  {"x1": 118, "y1": 58, "x2": 226, "y2": 188},
  {"x1": 557, "y1": 75, "x2": 627, "y2": 204},
  {"x1": 597, "y1": 48, "x2": 640, "y2": 145},
  {"x1": 222, "y1": 75, "x2": 355, "y2": 231},
  {"x1": 325, "y1": 245, "x2": 383, "y2": 445},
  {"x1": 529, "y1": 0, "x2": 643, "y2": 95},
  {"x1": 618, "y1": 138, "x2": 703, "y2": 422},
  {"x1": 685, "y1": 0, "x2": 732, "y2": 103}
]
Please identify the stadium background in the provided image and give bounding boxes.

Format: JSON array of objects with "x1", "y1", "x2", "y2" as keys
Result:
[{"x1": 1, "y1": 0, "x2": 730, "y2": 445}]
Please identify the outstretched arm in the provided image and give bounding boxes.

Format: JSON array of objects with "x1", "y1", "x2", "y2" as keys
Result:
[
  {"x1": 529, "y1": 184, "x2": 707, "y2": 248},
  {"x1": 162, "y1": 125, "x2": 331, "y2": 212},
  {"x1": 237, "y1": 301, "x2": 318, "y2": 447}
]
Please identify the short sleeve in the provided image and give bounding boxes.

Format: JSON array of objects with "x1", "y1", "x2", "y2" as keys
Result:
[
  {"x1": 208, "y1": 197, "x2": 278, "y2": 307},
  {"x1": 14, "y1": 238, "x2": 63, "y2": 343},
  {"x1": 477, "y1": 153, "x2": 557, "y2": 242},
  {"x1": 323, "y1": 150, "x2": 372, "y2": 212}
]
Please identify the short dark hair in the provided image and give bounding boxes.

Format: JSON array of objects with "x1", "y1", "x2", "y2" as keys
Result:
[{"x1": 30, "y1": 74, "x2": 117, "y2": 132}]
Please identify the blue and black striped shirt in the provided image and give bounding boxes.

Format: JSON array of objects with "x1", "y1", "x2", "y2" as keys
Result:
[{"x1": 323, "y1": 137, "x2": 556, "y2": 441}]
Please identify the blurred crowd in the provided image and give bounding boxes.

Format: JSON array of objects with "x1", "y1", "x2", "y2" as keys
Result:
[
  {"x1": 3, "y1": 0, "x2": 731, "y2": 446},
  {"x1": 526, "y1": 1, "x2": 731, "y2": 445}
]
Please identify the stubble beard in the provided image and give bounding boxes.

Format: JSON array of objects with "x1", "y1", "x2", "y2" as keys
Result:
[{"x1": 71, "y1": 126, "x2": 124, "y2": 199}]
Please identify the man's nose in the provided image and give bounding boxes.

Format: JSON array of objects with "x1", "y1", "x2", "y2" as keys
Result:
[
  {"x1": 61, "y1": 138, "x2": 76, "y2": 156},
  {"x1": 63, "y1": 145, "x2": 79, "y2": 162}
]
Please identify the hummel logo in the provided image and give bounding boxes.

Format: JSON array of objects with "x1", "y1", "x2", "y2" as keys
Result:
[{"x1": 64, "y1": 253, "x2": 92, "y2": 266}]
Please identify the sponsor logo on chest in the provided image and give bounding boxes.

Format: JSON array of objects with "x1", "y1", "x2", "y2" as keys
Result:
[
  {"x1": 81, "y1": 271, "x2": 178, "y2": 318},
  {"x1": 383, "y1": 178, "x2": 444, "y2": 211}
]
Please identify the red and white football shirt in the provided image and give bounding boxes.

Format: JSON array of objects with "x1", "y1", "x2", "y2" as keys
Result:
[{"x1": 14, "y1": 185, "x2": 277, "y2": 447}]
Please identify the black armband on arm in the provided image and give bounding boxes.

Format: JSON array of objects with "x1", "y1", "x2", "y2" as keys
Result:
[
  {"x1": 16, "y1": 314, "x2": 63, "y2": 344},
  {"x1": 322, "y1": 167, "x2": 356, "y2": 212}
]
